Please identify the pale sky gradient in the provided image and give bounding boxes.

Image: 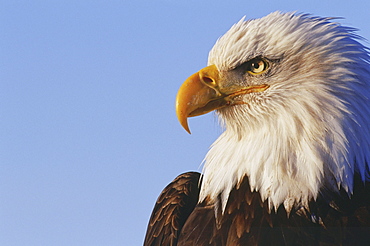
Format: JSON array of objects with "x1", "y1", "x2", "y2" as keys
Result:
[{"x1": 1, "y1": 1, "x2": 370, "y2": 245}]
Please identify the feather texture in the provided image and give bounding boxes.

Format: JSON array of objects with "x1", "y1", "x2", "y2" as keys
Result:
[
  {"x1": 145, "y1": 172, "x2": 370, "y2": 245},
  {"x1": 144, "y1": 172, "x2": 201, "y2": 246}
]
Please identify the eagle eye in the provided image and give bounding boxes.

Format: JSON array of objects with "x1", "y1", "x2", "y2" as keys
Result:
[{"x1": 247, "y1": 58, "x2": 268, "y2": 75}]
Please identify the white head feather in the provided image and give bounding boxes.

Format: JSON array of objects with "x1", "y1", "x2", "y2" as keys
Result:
[{"x1": 198, "y1": 12, "x2": 370, "y2": 212}]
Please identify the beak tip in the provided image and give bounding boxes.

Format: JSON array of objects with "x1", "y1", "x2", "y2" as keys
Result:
[
  {"x1": 176, "y1": 102, "x2": 192, "y2": 134},
  {"x1": 185, "y1": 127, "x2": 192, "y2": 135},
  {"x1": 179, "y1": 118, "x2": 192, "y2": 134}
]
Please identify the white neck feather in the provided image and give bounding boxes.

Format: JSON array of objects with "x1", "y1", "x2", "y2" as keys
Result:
[{"x1": 199, "y1": 105, "x2": 351, "y2": 212}]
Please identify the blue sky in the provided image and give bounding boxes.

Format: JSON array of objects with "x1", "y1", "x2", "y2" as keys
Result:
[{"x1": 1, "y1": 1, "x2": 370, "y2": 245}]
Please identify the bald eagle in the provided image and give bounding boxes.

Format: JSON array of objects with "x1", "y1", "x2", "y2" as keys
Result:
[{"x1": 144, "y1": 12, "x2": 370, "y2": 245}]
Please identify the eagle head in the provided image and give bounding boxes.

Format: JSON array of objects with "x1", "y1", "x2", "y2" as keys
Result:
[{"x1": 176, "y1": 12, "x2": 370, "y2": 212}]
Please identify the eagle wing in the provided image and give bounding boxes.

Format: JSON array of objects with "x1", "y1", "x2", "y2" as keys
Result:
[
  {"x1": 146, "y1": 174, "x2": 370, "y2": 246},
  {"x1": 144, "y1": 172, "x2": 201, "y2": 246},
  {"x1": 179, "y1": 175, "x2": 370, "y2": 246}
]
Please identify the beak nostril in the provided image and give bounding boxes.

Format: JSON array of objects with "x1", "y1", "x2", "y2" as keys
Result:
[{"x1": 201, "y1": 76, "x2": 216, "y2": 86}]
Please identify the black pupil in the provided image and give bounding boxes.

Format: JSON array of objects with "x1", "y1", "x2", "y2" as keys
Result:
[{"x1": 253, "y1": 62, "x2": 260, "y2": 69}]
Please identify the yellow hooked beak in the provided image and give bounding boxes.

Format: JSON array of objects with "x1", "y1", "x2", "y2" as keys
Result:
[{"x1": 175, "y1": 65, "x2": 269, "y2": 133}]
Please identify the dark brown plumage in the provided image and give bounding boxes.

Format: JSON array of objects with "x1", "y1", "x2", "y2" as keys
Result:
[
  {"x1": 144, "y1": 172, "x2": 370, "y2": 245},
  {"x1": 144, "y1": 172, "x2": 201, "y2": 246}
]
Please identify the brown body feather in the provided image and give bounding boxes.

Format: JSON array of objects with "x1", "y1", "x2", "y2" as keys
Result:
[
  {"x1": 144, "y1": 172, "x2": 370, "y2": 246},
  {"x1": 144, "y1": 172, "x2": 201, "y2": 246}
]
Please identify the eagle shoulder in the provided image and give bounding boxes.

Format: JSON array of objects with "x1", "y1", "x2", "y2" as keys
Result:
[{"x1": 144, "y1": 172, "x2": 201, "y2": 246}]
